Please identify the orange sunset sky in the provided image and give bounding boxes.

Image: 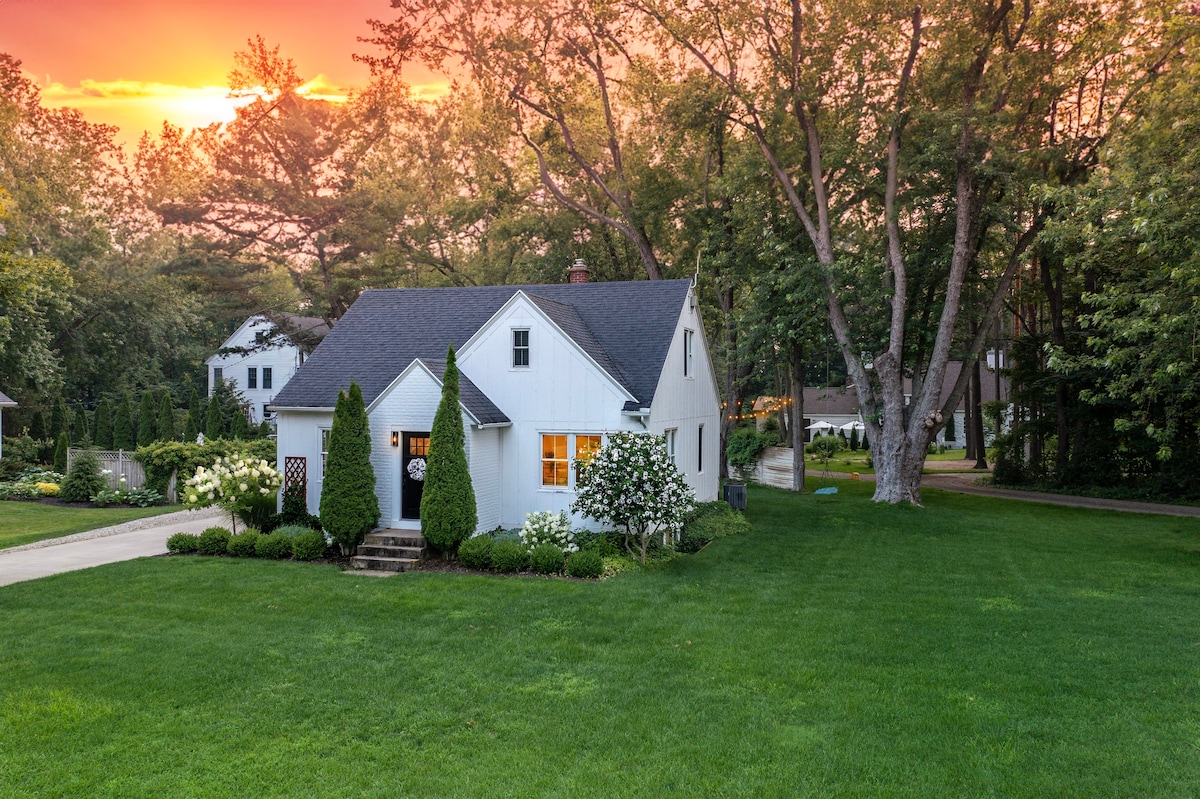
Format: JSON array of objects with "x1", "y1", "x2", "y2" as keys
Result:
[{"x1": 0, "y1": 0, "x2": 444, "y2": 146}]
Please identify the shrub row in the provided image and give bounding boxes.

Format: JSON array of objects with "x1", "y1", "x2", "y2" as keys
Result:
[
  {"x1": 456, "y1": 535, "x2": 603, "y2": 578},
  {"x1": 166, "y1": 525, "x2": 328, "y2": 561},
  {"x1": 677, "y1": 501, "x2": 751, "y2": 553}
]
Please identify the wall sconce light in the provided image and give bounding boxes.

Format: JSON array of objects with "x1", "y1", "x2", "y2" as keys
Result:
[{"x1": 391, "y1": 431, "x2": 399, "y2": 448}]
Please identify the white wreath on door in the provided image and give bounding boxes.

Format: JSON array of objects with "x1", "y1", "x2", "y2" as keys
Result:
[{"x1": 406, "y1": 457, "x2": 427, "y2": 482}]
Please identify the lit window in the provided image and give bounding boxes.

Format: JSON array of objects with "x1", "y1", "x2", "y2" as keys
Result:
[
  {"x1": 665, "y1": 428, "x2": 677, "y2": 465},
  {"x1": 574, "y1": 434, "x2": 603, "y2": 478},
  {"x1": 320, "y1": 428, "x2": 331, "y2": 476},
  {"x1": 541, "y1": 434, "x2": 568, "y2": 487},
  {"x1": 513, "y1": 329, "x2": 530, "y2": 367},
  {"x1": 247, "y1": 367, "x2": 257, "y2": 389},
  {"x1": 262, "y1": 367, "x2": 272, "y2": 390},
  {"x1": 684, "y1": 329, "x2": 694, "y2": 377}
]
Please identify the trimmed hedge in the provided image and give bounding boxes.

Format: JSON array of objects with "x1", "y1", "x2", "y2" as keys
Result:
[
  {"x1": 166, "y1": 532, "x2": 199, "y2": 554},
  {"x1": 566, "y1": 549, "x2": 604, "y2": 579},
  {"x1": 255, "y1": 532, "x2": 293, "y2": 559},
  {"x1": 529, "y1": 542, "x2": 565, "y2": 575},
  {"x1": 458, "y1": 535, "x2": 494, "y2": 570},
  {"x1": 291, "y1": 530, "x2": 327, "y2": 561},
  {"x1": 227, "y1": 530, "x2": 259, "y2": 558},
  {"x1": 197, "y1": 527, "x2": 232, "y2": 556},
  {"x1": 490, "y1": 539, "x2": 528, "y2": 573}
]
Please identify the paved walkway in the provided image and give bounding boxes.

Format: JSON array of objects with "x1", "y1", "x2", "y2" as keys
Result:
[{"x1": 0, "y1": 507, "x2": 223, "y2": 588}]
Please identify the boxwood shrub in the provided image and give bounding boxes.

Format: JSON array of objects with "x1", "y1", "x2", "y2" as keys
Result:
[
  {"x1": 529, "y1": 542, "x2": 565, "y2": 575},
  {"x1": 226, "y1": 530, "x2": 260, "y2": 558},
  {"x1": 197, "y1": 526, "x2": 232, "y2": 556},
  {"x1": 458, "y1": 535, "x2": 494, "y2": 570},
  {"x1": 291, "y1": 530, "x2": 327, "y2": 561},
  {"x1": 166, "y1": 532, "x2": 200, "y2": 554},
  {"x1": 565, "y1": 549, "x2": 603, "y2": 579},
  {"x1": 490, "y1": 539, "x2": 528, "y2": 573},
  {"x1": 255, "y1": 532, "x2": 293, "y2": 560}
]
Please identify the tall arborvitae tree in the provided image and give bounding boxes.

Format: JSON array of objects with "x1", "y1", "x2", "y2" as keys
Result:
[
  {"x1": 157, "y1": 393, "x2": 176, "y2": 442},
  {"x1": 319, "y1": 382, "x2": 379, "y2": 553},
  {"x1": 53, "y1": 431, "x2": 69, "y2": 473},
  {"x1": 50, "y1": 398, "x2": 69, "y2": 442},
  {"x1": 204, "y1": 390, "x2": 225, "y2": 439},
  {"x1": 420, "y1": 345, "x2": 476, "y2": 553},
  {"x1": 136, "y1": 392, "x2": 157, "y2": 447},
  {"x1": 92, "y1": 398, "x2": 113, "y2": 449},
  {"x1": 112, "y1": 395, "x2": 135, "y2": 450},
  {"x1": 71, "y1": 406, "x2": 89, "y2": 445},
  {"x1": 29, "y1": 410, "x2": 46, "y2": 441},
  {"x1": 230, "y1": 405, "x2": 250, "y2": 440},
  {"x1": 184, "y1": 389, "x2": 203, "y2": 442}
]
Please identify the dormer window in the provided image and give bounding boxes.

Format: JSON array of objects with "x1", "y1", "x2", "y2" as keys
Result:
[{"x1": 513, "y1": 329, "x2": 530, "y2": 368}]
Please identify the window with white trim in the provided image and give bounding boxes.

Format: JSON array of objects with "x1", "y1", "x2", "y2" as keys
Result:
[
  {"x1": 542, "y1": 433, "x2": 604, "y2": 488},
  {"x1": 320, "y1": 428, "x2": 331, "y2": 476},
  {"x1": 698, "y1": 424, "x2": 705, "y2": 473},
  {"x1": 262, "y1": 367, "x2": 272, "y2": 389},
  {"x1": 247, "y1": 367, "x2": 258, "y2": 389},
  {"x1": 513, "y1": 329, "x2": 530, "y2": 368},
  {"x1": 684, "y1": 329, "x2": 694, "y2": 378},
  {"x1": 665, "y1": 428, "x2": 677, "y2": 465}
]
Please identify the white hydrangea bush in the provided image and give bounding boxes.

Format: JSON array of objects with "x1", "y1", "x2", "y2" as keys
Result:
[
  {"x1": 571, "y1": 431, "x2": 694, "y2": 563},
  {"x1": 520, "y1": 510, "x2": 578, "y2": 554},
  {"x1": 183, "y1": 455, "x2": 282, "y2": 533}
]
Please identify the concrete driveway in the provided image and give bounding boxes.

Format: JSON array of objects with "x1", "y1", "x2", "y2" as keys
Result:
[{"x1": 0, "y1": 507, "x2": 224, "y2": 588}]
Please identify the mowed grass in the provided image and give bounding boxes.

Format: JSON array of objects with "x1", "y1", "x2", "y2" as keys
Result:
[
  {"x1": 0, "y1": 502, "x2": 178, "y2": 550},
  {"x1": 1, "y1": 483, "x2": 1198, "y2": 798}
]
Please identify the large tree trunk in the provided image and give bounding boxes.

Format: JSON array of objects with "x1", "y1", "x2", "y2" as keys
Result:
[
  {"x1": 789, "y1": 343, "x2": 806, "y2": 492},
  {"x1": 972, "y1": 358, "x2": 988, "y2": 469}
]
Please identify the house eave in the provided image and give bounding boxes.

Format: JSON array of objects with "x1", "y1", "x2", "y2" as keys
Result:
[{"x1": 269, "y1": 405, "x2": 335, "y2": 413}]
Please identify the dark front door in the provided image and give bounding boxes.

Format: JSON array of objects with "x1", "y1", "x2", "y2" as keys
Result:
[{"x1": 401, "y1": 432, "x2": 430, "y2": 520}]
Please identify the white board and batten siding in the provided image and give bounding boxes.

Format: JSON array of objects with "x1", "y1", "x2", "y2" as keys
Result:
[
  {"x1": 457, "y1": 293, "x2": 644, "y2": 528},
  {"x1": 645, "y1": 293, "x2": 722, "y2": 504},
  {"x1": 207, "y1": 316, "x2": 306, "y2": 424},
  {"x1": 274, "y1": 409, "x2": 333, "y2": 514}
]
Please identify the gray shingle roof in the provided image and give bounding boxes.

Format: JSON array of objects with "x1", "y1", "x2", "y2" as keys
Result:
[
  {"x1": 270, "y1": 279, "x2": 692, "y2": 412},
  {"x1": 417, "y1": 359, "x2": 510, "y2": 426}
]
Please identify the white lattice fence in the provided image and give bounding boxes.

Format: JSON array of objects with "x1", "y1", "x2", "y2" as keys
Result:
[{"x1": 67, "y1": 449, "x2": 145, "y2": 491}]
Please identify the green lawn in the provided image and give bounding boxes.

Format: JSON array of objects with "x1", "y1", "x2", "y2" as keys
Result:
[
  {"x1": 0, "y1": 502, "x2": 178, "y2": 550},
  {"x1": 1, "y1": 483, "x2": 1197, "y2": 797},
  {"x1": 816, "y1": 447, "x2": 979, "y2": 474}
]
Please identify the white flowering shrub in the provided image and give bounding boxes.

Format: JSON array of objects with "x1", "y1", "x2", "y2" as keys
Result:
[
  {"x1": 183, "y1": 455, "x2": 282, "y2": 534},
  {"x1": 519, "y1": 511, "x2": 578, "y2": 554},
  {"x1": 571, "y1": 432, "x2": 694, "y2": 564}
]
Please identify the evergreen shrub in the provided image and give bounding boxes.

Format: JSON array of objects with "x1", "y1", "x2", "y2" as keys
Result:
[
  {"x1": 274, "y1": 524, "x2": 313, "y2": 538},
  {"x1": 490, "y1": 540, "x2": 528, "y2": 573},
  {"x1": 291, "y1": 530, "x2": 327, "y2": 561},
  {"x1": 255, "y1": 532, "x2": 293, "y2": 559},
  {"x1": 59, "y1": 448, "x2": 106, "y2": 502},
  {"x1": 565, "y1": 549, "x2": 604, "y2": 579},
  {"x1": 319, "y1": 382, "x2": 379, "y2": 553},
  {"x1": 529, "y1": 541, "x2": 565, "y2": 575},
  {"x1": 227, "y1": 530, "x2": 260, "y2": 558},
  {"x1": 420, "y1": 345, "x2": 477, "y2": 553},
  {"x1": 458, "y1": 535, "x2": 494, "y2": 570},
  {"x1": 166, "y1": 532, "x2": 199, "y2": 554},
  {"x1": 197, "y1": 527, "x2": 232, "y2": 556},
  {"x1": 53, "y1": 432, "x2": 69, "y2": 473}
]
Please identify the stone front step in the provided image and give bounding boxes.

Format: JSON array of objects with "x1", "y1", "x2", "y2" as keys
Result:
[
  {"x1": 349, "y1": 529, "x2": 427, "y2": 573},
  {"x1": 349, "y1": 555, "x2": 420, "y2": 572}
]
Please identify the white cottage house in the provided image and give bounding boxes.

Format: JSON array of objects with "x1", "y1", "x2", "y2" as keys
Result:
[
  {"x1": 270, "y1": 277, "x2": 720, "y2": 533},
  {"x1": 206, "y1": 314, "x2": 330, "y2": 425}
]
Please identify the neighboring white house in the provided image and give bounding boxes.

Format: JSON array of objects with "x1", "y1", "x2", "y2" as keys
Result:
[
  {"x1": 206, "y1": 314, "x2": 330, "y2": 425},
  {"x1": 270, "y1": 276, "x2": 721, "y2": 533},
  {"x1": 0, "y1": 389, "x2": 16, "y2": 459}
]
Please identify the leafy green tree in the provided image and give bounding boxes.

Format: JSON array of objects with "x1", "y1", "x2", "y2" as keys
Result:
[
  {"x1": 72, "y1": 406, "x2": 89, "y2": 446},
  {"x1": 157, "y1": 393, "x2": 176, "y2": 442},
  {"x1": 184, "y1": 389, "x2": 203, "y2": 442},
  {"x1": 319, "y1": 382, "x2": 379, "y2": 553},
  {"x1": 53, "y1": 431, "x2": 69, "y2": 473},
  {"x1": 112, "y1": 395, "x2": 135, "y2": 450},
  {"x1": 136, "y1": 392, "x2": 157, "y2": 447},
  {"x1": 29, "y1": 409, "x2": 46, "y2": 441},
  {"x1": 420, "y1": 346, "x2": 477, "y2": 553},
  {"x1": 92, "y1": 398, "x2": 113, "y2": 449}
]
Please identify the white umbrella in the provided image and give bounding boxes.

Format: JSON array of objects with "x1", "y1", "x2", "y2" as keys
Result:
[
  {"x1": 805, "y1": 421, "x2": 835, "y2": 431},
  {"x1": 840, "y1": 421, "x2": 865, "y2": 433}
]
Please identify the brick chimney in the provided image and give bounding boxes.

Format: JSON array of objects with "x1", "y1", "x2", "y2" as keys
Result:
[{"x1": 568, "y1": 258, "x2": 590, "y2": 284}]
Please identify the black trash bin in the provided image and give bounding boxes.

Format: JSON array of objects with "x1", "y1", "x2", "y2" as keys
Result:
[{"x1": 723, "y1": 482, "x2": 747, "y2": 510}]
